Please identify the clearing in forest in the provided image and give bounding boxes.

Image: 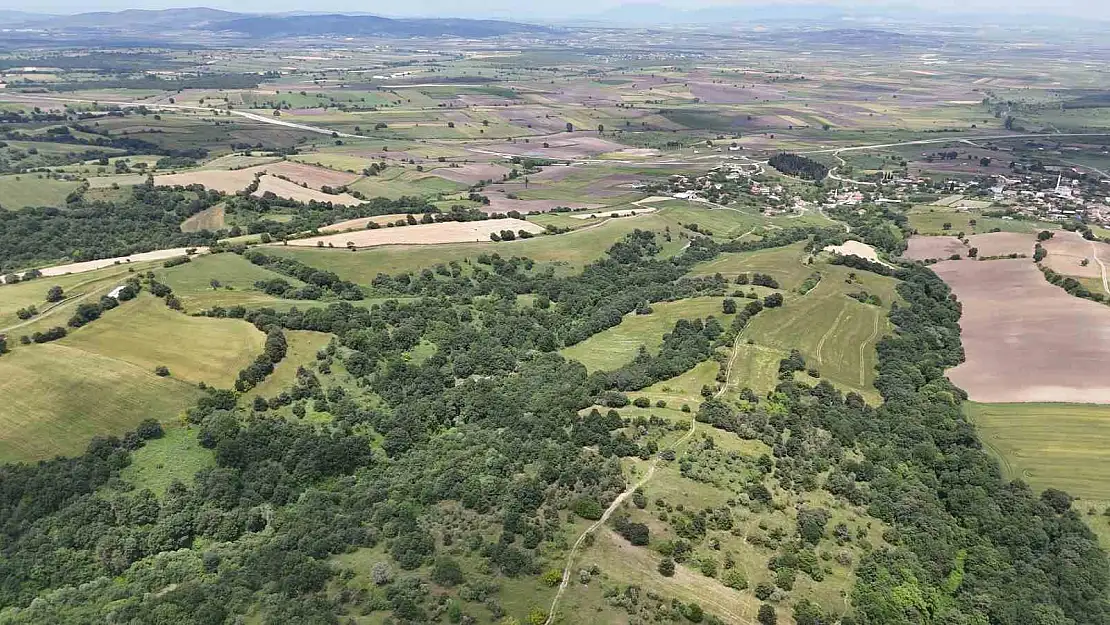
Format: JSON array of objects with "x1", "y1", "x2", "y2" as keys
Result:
[{"x1": 560, "y1": 297, "x2": 735, "y2": 372}]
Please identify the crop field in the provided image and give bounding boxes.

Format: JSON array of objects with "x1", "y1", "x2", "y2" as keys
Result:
[
  {"x1": 267, "y1": 211, "x2": 673, "y2": 281},
  {"x1": 968, "y1": 402, "x2": 1110, "y2": 500},
  {"x1": 1041, "y1": 230, "x2": 1110, "y2": 280},
  {"x1": 560, "y1": 297, "x2": 735, "y2": 372},
  {"x1": 252, "y1": 175, "x2": 365, "y2": 205},
  {"x1": 61, "y1": 294, "x2": 264, "y2": 386},
  {"x1": 348, "y1": 168, "x2": 466, "y2": 199},
  {"x1": 0, "y1": 174, "x2": 81, "y2": 210},
  {"x1": 935, "y1": 259, "x2": 1110, "y2": 403}
]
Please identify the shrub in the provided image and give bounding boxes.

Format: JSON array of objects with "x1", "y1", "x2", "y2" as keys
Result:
[
  {"x1": 154, "y1": 365, "x2": 171, "y2": 377},
  {"x1": 658, "y1": 557, "x2": 675, "y2": 577}
]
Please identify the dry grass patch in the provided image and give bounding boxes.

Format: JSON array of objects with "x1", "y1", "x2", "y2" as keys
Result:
[{"x1": 179, "y1": 203, "x2": 226, "y2": 232}]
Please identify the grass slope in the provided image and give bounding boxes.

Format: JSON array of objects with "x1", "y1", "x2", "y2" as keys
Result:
[
  {"x1": 0, "y1": 344, "x2": 202, "y2": 462},
  {"x1": 60, "y1": 293, "x2": 264, "y2": 386},
  {"x1": 243, "y1": 330, "x2": 332, "y2": 401},
  {"x1": 0, "y1": 174, "x2": 81, "y2": 210}
]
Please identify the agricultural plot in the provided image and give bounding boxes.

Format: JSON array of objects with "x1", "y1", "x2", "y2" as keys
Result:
[
  {"x1": 349, "y1": 168, "x2": 466, "y2": 199},
  {"x1": 179, "y1": 202, "x2": 226, "y2": 232},
  {"x1": 252, "y1": 175, "x2": 364, "y2": 205},
  {"x1": 287, "y1": 218, "x2": 544, "y2": 249},
  {"x1": 934, "y1": 259, "x2": 1110, "y2": 403},
  {"x1": 906, "y1": 206, "x2": 1055, "y2": 236},
  {"x1": 267, "y1": 211, "x2": 675, "y2": 281},
  {"x1": 560, "y1": 297, "x2": 735, "y2": 372},
  {"x1": 1041, "y1": 230, "x2": 1110, "y2": 283},
  {"x1": 968, "y1": 402, "x2": 1110, "y2": 500}
]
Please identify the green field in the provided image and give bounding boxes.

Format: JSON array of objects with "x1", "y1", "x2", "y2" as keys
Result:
[
  {"x1": 560, "y1": 297, "x2": 735, "y2": 372},
  {"x1": 743, "y1": 265, "x2": 898, "y2": 401},
  {"x1": 0, "y1": 343, "x2": 203, "y2": 462},
  {"x1": 691, "y1": 242, "x2": 814, "y2": 290},
  {"x1": 967, "y1": 402, "x2": 1110, "y2": 500},
  {"x1": 60, "y1": 294, "x2": 264, "y2": 385},
  {"x1": 156, "y1": 252, "x2": 308, "y2": 309},
  {"x1": 120, "y1": 425, "x2": 215, "y2": 496},
  {"x1": 0, "y1": 174, "x2": 81, "y2": 210}
]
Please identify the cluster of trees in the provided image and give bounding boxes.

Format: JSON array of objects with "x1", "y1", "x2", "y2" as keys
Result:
[
  {"x1": 241, "y1": 250, "x2": 363, "y2": 300},
  {"x1": 0, "y1": 185, "x2": 221, "y2": 272},
  {"x1": 828, "y1": 253, "x2": 894, "y2": 276},
  {"x1": 768, "y1": 153, "x2": 829, "y2": 180},
  {"x1": 234, "y1": 328, "x2": 288, "y2": 392},
  {"x1": 1041, "y1": 265, "x2": 1106, "y2": 303}
]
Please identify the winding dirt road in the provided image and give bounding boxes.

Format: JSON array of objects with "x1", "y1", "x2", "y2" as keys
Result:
[{"x1": 543, "y1": 327, "x2": 750, "y2": 624}]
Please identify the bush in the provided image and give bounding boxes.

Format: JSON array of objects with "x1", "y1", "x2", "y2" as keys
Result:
[
  {"x1": 632, "y1": 396, "x2": 650, "y2": 408},
  {"x1": 723, "y1": 569, "x2": 747, "y2": 590},
  {"x1": 573, "y1": 498, "x2": 604, "y2": 520},
  {"x1": 136, "y1": 418, "x2": 164, "y2": 440},
  {"x1": 658, "y1": 557, "x2": 675, "y2": 577},
  {"x1": 154, "y1": 365, "x2": 171, "y2": 377}
]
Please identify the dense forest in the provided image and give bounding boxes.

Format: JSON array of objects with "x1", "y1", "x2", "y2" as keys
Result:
[
  {"x1": 768, "y1": 153, "x2": 829, "y2": 181},
  {"x1": 0, "y1": 225, "x2": 1106, "y2": 624}
]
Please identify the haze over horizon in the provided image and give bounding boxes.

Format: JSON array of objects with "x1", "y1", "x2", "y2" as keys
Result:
[{"x1": 6, "y1": 0, "x2": 1104, "y2": 21}]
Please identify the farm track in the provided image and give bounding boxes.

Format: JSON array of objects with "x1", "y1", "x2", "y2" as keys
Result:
[
  {"x1": 544, "y1": 327, "x2": 752, "y2": 625},
  {"x1": 861, "y1": 310, "x2": 882, "y2": 386},
  {"x1": 1092, "y1": 241, "x2": 1110, "y2": 296},
  {"x1": 815, "y1": 308, "x2": 846, "y2": 367}
]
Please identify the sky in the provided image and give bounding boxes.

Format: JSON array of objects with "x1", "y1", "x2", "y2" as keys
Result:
[{"x1": 6, "y1": 0, "x2": 1102, "y2": 21}]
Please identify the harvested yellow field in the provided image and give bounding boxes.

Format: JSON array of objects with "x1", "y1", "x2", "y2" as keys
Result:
[
  {"x1": 252, "y1": 175, "x2": 364, "y2": 206},
  {"x1": 320, "y1": 214, "x2": 413, "y2": 233},
  {"x1": 155, "y1": 169, "x2": 255, "y2": 193},
  {"x1": 288, "y1": 218, "x2": 545, "y2": 248}
]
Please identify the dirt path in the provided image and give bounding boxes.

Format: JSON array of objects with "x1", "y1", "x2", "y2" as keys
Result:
[
  {"x1": 1092, "y1": 240, "x2": 1110, "y2": 296},
  {"x1": 802, "y1": 132, "x2": 1110, "y2": 156},
  {"x1": 0, "y1": 287, "x2": 105, "y2": 335},
  {"x1": 544, "y1": 328, "x2": 749, "y2": 624}
]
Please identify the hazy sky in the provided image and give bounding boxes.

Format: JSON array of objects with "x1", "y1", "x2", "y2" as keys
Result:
[{"x1": 10, "y1": 0, "x2": 1102, "y2": 20}]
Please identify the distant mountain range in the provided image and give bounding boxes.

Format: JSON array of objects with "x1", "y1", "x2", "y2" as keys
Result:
[{"x1": 0, "y1": 8, "x2": 552, "y2": 39}]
